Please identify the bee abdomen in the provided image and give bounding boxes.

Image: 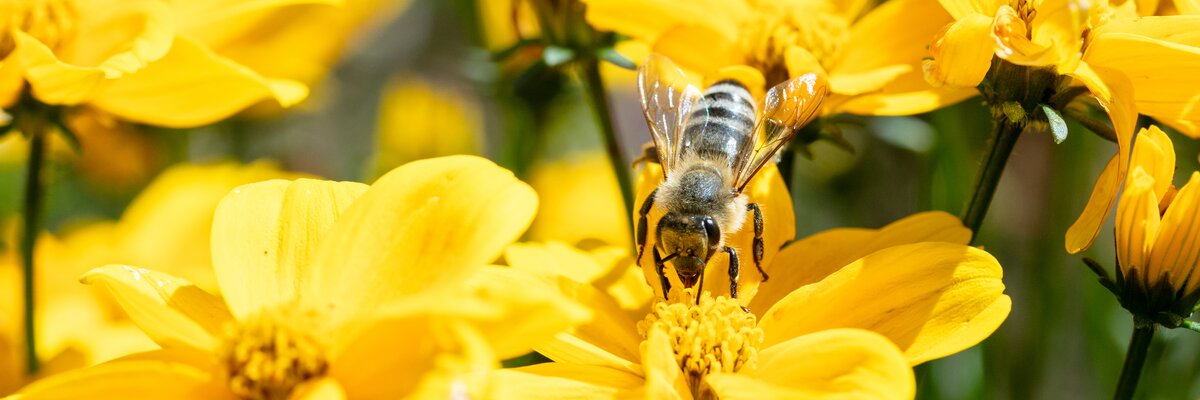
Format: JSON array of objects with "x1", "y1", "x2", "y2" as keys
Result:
[{"x1": 683, "y1": 80, "x2": 756, "y2": 165}]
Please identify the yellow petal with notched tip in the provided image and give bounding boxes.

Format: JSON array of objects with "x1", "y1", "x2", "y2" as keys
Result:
[
  {"x1": 332, "y1": 316, "x2": 493, "y2": 399},
  {"x1": 1116, "y1": 168, "x2": 1162, "y2": 285},
  {"x1": 923, "y1": 14, "x2": 995, "y2": 88},
  {"x1": 11, "y1": 348, "x2": 231, "y2": 399},
  {"x1": 1149, "y1": 172, "x2": 1200, "y2": 292},
  {"x1": 89, "y1": 37, "x2": 307, "y2": 128},
  {"x1": 758, "y1": 242, "x2": 1009, "y2": 365},
  {"x1": 80, "y1": 265, "x2": 234, "y2": 352},
  {"x1": 749, "y1": 211, "x2": 971, "y2": 314},
  {"x1": 707, "y1": 329, "x2": 913, "y2": 399},
  {"x1": 310, "y1": 155, "x2": 537, "y2": 327},
  {"x1": 1066, "y1": 155, "x2": 1120, "y2": 254},
  {"x1": 211, "y1": 178, "x2": 367, "y2": 321},
  {"x1": 487, "y1": 363, "x2": 644, "y2": 399}
]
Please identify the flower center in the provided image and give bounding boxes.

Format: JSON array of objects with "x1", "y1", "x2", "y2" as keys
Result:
[
  {"x1": 638, "y1": 289, "x2": 764, "y2": 396},
  {"x1": 219, "y1": 310, "x2": 330, "y2": 400},
  {"x1": 1, "y1": 0, "x2": 77, "y2": 56},
  {"x1": 738, "y1": 6, "x2": 848, "y2": 86}
]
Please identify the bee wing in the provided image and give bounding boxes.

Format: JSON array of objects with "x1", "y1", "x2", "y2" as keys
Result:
[
  {"x1": 638, "y1": 54, "x2": 703, "y2": 177},
  {"x1": 732, "y1": 72, "x2": 828, "y2": 191}
]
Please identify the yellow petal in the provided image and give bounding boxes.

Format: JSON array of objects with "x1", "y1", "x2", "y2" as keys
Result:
[
  {"x1": 454, "y1": 267, "x2": 592, "y2": 360},
  {"x1": 708, "y1": 329, "x2": 913, "y2": 399},
  {"x1": 1065, "y1": 155, "x2": 1120, "y2": 254},
  {"x1": 758, "y1": 242, "x2": 1010, "y2": 365},
  {"x1": 310, "y1": 155, "x2": 537, "y2": 326},
  {"x1": 211, "y1": 178, "x2": 367, "y2": 320},
  {"x1": 641, "y1": 328, "x2": 691, "y2": 400},
  {"x1": 530, "y1": 274, "x2": 644, "y2": 375},
  {"x1": 89, "y1": 37, "x2": 308, "y2": 128},
  {"x1": 526, "y1": 153, "x2": 630, "y2": 248},
  {"x1": 1149, "y1": 171, "x2": 1200, "y2": 292},
  {"x1": 1085, "y1": 32, "x2": 1200, "y2": 122},
  {"x1": 923, "y1": 14, "x2": 995, "y2": 87},
  {"x1": 16, "y1": 0, "x2": 174, "y2": 104},
  {"x1": 749, "y1": 211, "x2": 971, "y2": 314},
  {"x1": 504, "y1": 241, "x2": 652, "y2": 318},
  {"x1": 937, "y1": 0, "x2": 1005, "y2": 20},
  {"x1": 487, "y1": 364, "x2": 644, "y2": 399},
  {"x1": 12, "y1": 349, "x2": 231, "y2": 399},
  {"x1": 835, "y1": 0, "x2": 952, "y2": 81},
  {"x1": 1129, "y1": 126, "x2": 1177, "y2": 200},
  {"x1": 1070, "y1": 62, "x2": 1137, "y2": 181},
  {"x1": 116, "y1": 161, "x2": 306, "y2": 292},
  {"x1": 828, "y1": 65, "x2": 912, "y2": 96},
  {"x1": 1115, "y1": 168, "x2": 1162, "y2": 291},
  {"x1": 288, "y1": 377, "x2": 347, "y2": 400},
  {"x1": 652, "y1": 24, "x2": 743, "y2": 77},
  {"x1": 332, "y1": 316, "x2": 493, "y2": 399},
  {"x1": 581, "y1": 0, "x2": 747, "y2": 42},
  {"x1": 80, "y1": 265, "x2": 234, "y2": 352}
]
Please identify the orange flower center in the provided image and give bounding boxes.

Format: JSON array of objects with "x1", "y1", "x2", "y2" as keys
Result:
[
  {"x1": 738, "y1": 6, "x2": 848, "y2": 86},
  {"x1": 638, "y1": 289, "x2": 764, "y2": 398},
  {"x1": 219, "y1": 310, "x2": 330, "y2": 400},
  {"x1": 0, "y1": 0, "x2": 77, "y2": 55}
]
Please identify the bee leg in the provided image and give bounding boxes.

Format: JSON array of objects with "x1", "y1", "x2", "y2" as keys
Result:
[
  {"x1": 630, "y1": 143, "x2": 660, "y2": 167},
  {"x1": 724, "y1": 246, "x2": 751, "y2": 313},
  {"x1": 636, "y1": 189, "x2": 658, "y2": 265},
  {"x1": 653, "y1": 247, "x2": 671, "y2": 301},
  {"x1": 746, "y1": 203, "x2": 769, "y2": 282}
]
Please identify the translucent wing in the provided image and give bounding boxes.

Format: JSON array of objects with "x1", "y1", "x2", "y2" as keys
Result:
[
  {"x1": 638, "y1": 54, "x2": 703, "y2": 177},
  {"x1": 732, "y1": 72, "x2": 828, "y2": 191}
]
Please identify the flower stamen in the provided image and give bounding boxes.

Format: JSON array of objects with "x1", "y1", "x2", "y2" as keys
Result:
[{"x1": 220, "y1": 309, "x2": 330, "y2": 400}]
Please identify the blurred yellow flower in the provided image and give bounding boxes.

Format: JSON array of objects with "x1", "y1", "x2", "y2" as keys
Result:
[
  {"x1": 1070, "y1": 126, "x2": 1200, "y2": 323},
  {"x1": 0, "y1": 161, "x2": 301, "y2": 394},
  {"x1": 9, "y1": 156, "x2": 588, "y2": 399},
  {"x1": 584, "y1": 0, "x2": 976, "y2": 115},
  {"x1": 527, "y1": 152, "x2": 630, "y2": 248},
  {"x1": 368, "y1": 77, "x2": 483, "y2": 180},
  {"x1": 490, "y1": 211, "x2": 1009, "y2": 398}
]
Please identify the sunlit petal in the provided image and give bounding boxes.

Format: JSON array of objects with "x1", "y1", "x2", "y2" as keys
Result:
[{"x1": 11, "y1": 349, "x2": 230, "y2": 399}]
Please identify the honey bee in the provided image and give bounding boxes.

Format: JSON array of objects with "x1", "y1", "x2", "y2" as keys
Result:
[{"x1": 635, "y1": 55, "x2": 827, "y2": 302}]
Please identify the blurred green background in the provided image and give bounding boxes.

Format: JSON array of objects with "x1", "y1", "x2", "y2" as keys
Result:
[{"x1": 2, "y1": 0, "x2": 1198, "y2": 398}]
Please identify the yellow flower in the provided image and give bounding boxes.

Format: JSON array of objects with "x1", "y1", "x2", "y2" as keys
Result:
[
  {"x1": 490, "y1": 210, "x2": 1009, "y2": 398},
  {"x1": 527, "y1": 152, "x2": 631, "y2": 248},
  {"x1": 926, "y1": 0, "x2": 1200, "y2": 173},
  {"x1": 8, "y1": 156, "x2": 587, "y2": 399},
  {"x1": 367, "y1": 77, "x2": 483, "y2": 180},
  {"x1": 0, "y1": 162, "x2": 302, "y2": 394},
  {"x1": 1070, "y1": 126, "x2": 1200, "y2": 323},
  {"x1": 583, "y1": 0, "x2": 976, "y2": 115}
]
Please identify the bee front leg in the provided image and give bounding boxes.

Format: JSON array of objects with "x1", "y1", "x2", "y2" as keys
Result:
[
  {"x1": 725, "y1": 246, "x2": 740, "y2": 299},
  {"x1": 653, "y1": 247, "x2": 671, "y2": 301},
  {"x1": 746, "y1": 203, "x2": 769, "y2": 282},
  {"x1": 636, "y1": 189, "x2": 658, "y2": 265}
]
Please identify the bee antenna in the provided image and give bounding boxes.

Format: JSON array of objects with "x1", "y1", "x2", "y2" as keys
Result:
[{"x1": 662, "y1": 253, "x2": 679, "y2": 262}]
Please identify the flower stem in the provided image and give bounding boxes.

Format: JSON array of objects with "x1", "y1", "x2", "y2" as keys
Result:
[
  {"x1": 580, "y1": 59, "x2": 635, "y2": 226},
  {"x1": 960, "y1": 119, "x2": 1022, "y2": 241},
  {"x1": 21, "y1": 130, "x2": 46, "y2": 375},
  {"x1": 1114, "y1": 319, "x2": 1155, "y2": 400}
]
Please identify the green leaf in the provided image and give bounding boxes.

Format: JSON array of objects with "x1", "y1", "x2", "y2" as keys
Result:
[
  {"x1": 597, "y1": 47, "x2": 636, "y2": 70},
  {"x1": 542, "y1": 45, "x2": 575, "y2": 67},
  {"x1": 1041, "y1": 104, "x2": 1068, "y2": 144}
]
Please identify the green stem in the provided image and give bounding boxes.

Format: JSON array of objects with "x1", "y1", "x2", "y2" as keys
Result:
[
  {"x1": 960, "y1": 119, "x2": 1022, "y2": 241},
  {"x1": 1114, "y1": 319, "x2": 1155, "y2": 400},
  {"x1": 580, "y1": 59, "x2": 635, "y2": 229},
  {"x1": 21, "y1": 130, "x2": 46, "y2": 375}
]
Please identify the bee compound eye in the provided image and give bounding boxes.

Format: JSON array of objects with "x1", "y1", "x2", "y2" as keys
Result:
[{"x1": 702, "y1": 217, "x2": 720, "y2": 245}]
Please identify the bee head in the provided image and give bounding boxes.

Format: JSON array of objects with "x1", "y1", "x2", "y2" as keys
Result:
[{"x1": 657, "y1": 212, "x2": 721, "y2": 288}]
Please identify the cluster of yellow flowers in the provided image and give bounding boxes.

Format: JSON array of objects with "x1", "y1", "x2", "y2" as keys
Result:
[{"x1": 1, "y1": 0, "x2": 1199, "y2": 398}]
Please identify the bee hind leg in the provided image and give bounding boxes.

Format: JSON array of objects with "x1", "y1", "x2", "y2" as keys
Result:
[
  {"x1": 747, "y1": 203, "x2": 769, "y2": 282},
  {"x1": 653, "y1": 247, "x2": 671, "y2": 301},
  {"x1": 636, "y1": 189, "x2": 658, "y2": 265}
]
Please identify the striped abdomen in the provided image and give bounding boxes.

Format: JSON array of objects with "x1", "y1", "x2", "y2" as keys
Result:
[{"x1": 681, "y1": 80, "x2": 757, "y2": 167}]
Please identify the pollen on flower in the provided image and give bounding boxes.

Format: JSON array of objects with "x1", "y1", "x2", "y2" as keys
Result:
[
  {"x1": 219, "y1": 309, "x2": 330, "y2": 400},
  {"x1": 638, "y1": 289, "x2": 763, "y2": 391},
  {"x1": 738, "y1": 8, "x2": 848, "y2": 86}
]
